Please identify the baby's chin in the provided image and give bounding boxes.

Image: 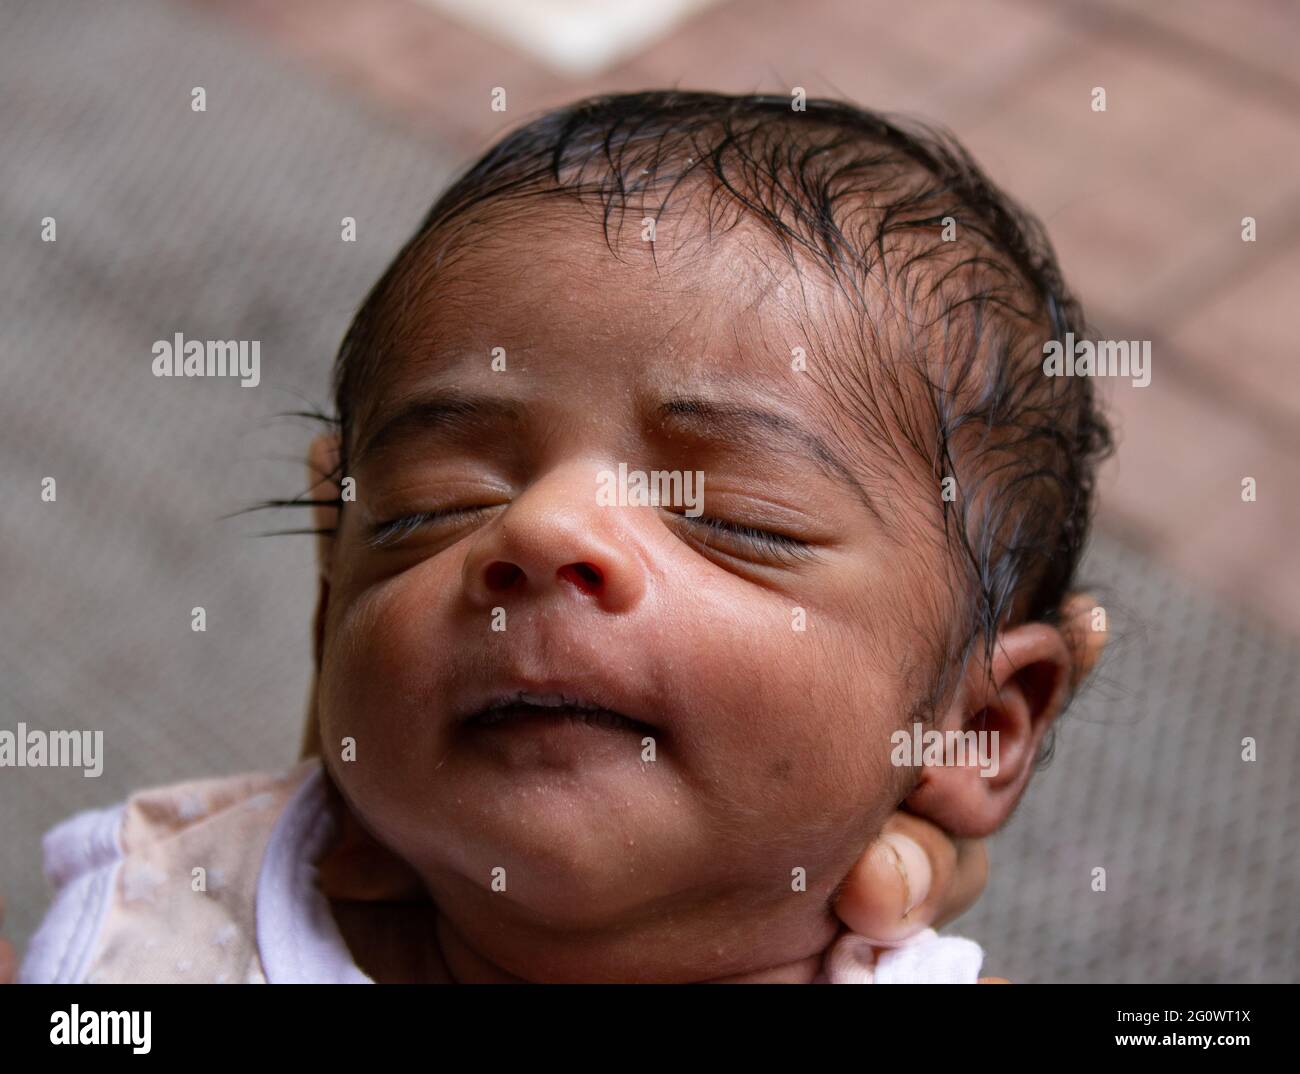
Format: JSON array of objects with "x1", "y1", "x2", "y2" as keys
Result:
[
  {"x1": 408, "y1": 795, "x2": 843, "y2": 983},
  {"x1": 327, "y1": 710, "x2": 870, "y2": 980},
  {"x1": 373, "y1": 754, "x2": 706, "y2": 931}
]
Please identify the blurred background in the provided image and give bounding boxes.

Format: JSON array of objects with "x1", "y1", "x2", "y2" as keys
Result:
[{"x1": 1, "y1": 0, "x2": 1297, "y2": 982}]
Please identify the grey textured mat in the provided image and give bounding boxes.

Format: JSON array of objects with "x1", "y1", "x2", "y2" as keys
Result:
[{"x1": 2, "y1": 0, "x2": 1296, "y2": 982}]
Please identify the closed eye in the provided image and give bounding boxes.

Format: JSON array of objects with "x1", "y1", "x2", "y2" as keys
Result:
[
  {"x1": 366, "y1": 505, "x2": 817, "y2": 564},
  {"x1": 671, "y1": 512, "x2": 816, "y2": 565},
  {"x1": 365, "y1": 505, "x2": 494, "y2": 548}
]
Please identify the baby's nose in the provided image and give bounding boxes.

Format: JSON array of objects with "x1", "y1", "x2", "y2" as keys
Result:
[{"x1": 460, "y1": 462, "x2": 648, "y2": 614}]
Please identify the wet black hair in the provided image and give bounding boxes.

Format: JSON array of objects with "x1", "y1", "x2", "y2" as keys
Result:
[{"x1": 289, "y1": 90, "x2": 1113, "y2": 726}]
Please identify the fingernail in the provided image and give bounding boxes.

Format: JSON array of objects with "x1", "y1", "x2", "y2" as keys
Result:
[{"x1": 879, "y1": 832, "x2": 931, "y2": 917}]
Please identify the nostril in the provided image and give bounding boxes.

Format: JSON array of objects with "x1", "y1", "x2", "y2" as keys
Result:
[
  {"x1": 484, "y1": 561, "x2": 524, "y2": 591},
  {"x1": 558, "y1": 562, "x2": 603, "y2": 595}
]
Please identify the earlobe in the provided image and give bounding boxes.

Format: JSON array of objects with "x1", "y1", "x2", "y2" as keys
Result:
[{"x1": 901, "y1": 623, "x2": 1073, "y2": 839}]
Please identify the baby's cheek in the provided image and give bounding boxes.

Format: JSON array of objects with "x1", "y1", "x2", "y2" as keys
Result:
[
  {"x1": 317, "y1": 575, "x2": 449, "y2": 779},
  {"x1": 763, "y1": 619, "x2": 915, "y2": 825},
  {"x1": 671, "y1": 596, "x2": 901, "y2": 834}
]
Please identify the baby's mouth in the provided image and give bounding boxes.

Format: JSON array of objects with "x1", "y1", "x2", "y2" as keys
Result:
[{"x1": 462, "y1": 691, "x2": 653, "y2": 735}]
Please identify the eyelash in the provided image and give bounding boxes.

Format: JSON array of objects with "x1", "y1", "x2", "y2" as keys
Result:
[
  {"x1": 365, "y1": 506, "x2": 814, "y2": 565},
  {"x1": 674, "y1": 514, "x2": 814, "y2": 564},
  {"x1": 365, "y1": 506, "x2": 492, "y2": 548}
]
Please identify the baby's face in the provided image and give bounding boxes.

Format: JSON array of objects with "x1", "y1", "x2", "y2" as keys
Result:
[{"x1": 317, "y1": 208, "x2": 950, "y2": 980}]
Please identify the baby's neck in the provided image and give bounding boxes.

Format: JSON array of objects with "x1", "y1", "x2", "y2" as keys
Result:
[
  {"x1": 432, "y1": 907, "x2": 829, "y2": 984},
  {"x1": 319, "y1": 785, "x2": 836, "y2": 983},
  {"x1": 331, "y1": 896, "x2": 829, "y2": 983}
]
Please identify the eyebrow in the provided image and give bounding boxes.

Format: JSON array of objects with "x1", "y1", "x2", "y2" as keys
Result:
[
  {"x1": 351, "y1": 391, "x2": 524, "y2": 466},
  {"x1": 656, "y1": 397, "x2": 879, "y2": 517},
  {"x1": 350, "y1": 389, "x2": 879, "y2": 520}
]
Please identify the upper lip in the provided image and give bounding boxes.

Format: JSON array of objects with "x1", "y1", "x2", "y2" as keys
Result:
[{"x1": 455, "y1": 680, "x2": 656, "y2": 729}]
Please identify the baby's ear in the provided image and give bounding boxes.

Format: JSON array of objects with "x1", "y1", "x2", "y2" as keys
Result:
[
  {"x1": 1059, "y1": 590, "x2": 1107, "y2": 692},
  {"x1": 307, "y1": 432, "x2": 342, "y2": 578},
  {"x1": 901, "y1": 620, "x2": 1074, "y2": 839}
]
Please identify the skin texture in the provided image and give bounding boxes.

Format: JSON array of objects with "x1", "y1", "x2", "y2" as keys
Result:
[
  {"x1": 0, "y1": 221, "x2": 1107, "y2": 986},
  {"x1": 311, "y1": 783, "x2": 1010, "y2": 983},
  {"x1": 296, "y1": 203, "x2": 1097, "y2": 984}
]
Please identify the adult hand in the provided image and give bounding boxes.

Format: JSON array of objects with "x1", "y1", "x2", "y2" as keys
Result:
[{"x1": 836, "y1": 815, "x2": 988, "y2": 946}]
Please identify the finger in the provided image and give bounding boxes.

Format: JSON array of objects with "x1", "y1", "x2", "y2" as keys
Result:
[
  {"x1": 1060, "y1": 591, "x2": 1106, "y2": 689},
  {"x1": 836, "y1": 812, "x2": 971, "y2": 944},
  {"x1": 836, "y1": 814, "x2": 988, "y2": 944},
  {"x1": 931, "y1": 835, "x2": 988, "y2": 930},
  {"x1": 979, "y1": 976, "x2": 1011, "y2": 984}
]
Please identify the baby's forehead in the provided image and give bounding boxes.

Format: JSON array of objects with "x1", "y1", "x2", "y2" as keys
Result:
[
  {"x1": 389, "y1": 184, "x2": 1020, "y2": 378},
  {"x1": 365, "y1": 208, "x2": 840, "y2": 413},
  {"x1": 345, "y1": 220, "x2": 907, "y2": 515},
  {"x1": 351, "y1": 192, "x2": 1006, "y2": 490},
  {"x1": 442, "y1": 203, "x2": 806, "y2": 327}
]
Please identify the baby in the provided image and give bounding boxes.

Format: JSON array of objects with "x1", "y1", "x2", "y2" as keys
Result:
[{"x1": 19, "y1": 90, "x2": 1110, "y2": 984}]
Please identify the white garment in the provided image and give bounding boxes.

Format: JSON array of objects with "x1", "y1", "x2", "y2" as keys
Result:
[
  {"x1": 20, "y1": 760, "x2": 984, "y2": 984},
  {"x1": 819, "y1": 929, "x2": 984, "y2": 984}
]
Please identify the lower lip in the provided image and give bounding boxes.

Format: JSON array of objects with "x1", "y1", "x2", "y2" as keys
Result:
[
  {"x1": 459, "y1": 705, "x2": 654, "y2": 765},
  {"x1": 465, "y1": 705, "x2": 647, "y2": 735}
]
